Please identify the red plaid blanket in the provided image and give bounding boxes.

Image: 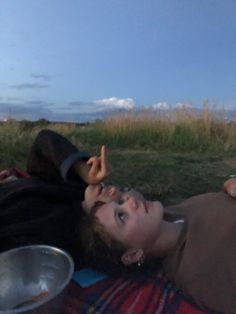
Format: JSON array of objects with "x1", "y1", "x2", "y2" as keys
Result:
[{"x1": 63, "y1": 271, "x2": 211, "y2": 314}]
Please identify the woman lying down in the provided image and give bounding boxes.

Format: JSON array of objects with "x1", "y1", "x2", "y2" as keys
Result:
[
  {"x1": 79, "y1": 177, "x2": 236, "y2": 314},
  {"x1": 0, "y1": 129, "x2": 235, "y2": 312}
]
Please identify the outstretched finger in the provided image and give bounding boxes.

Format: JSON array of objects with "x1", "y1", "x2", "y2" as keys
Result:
[{"x1": 100, "y1": 145, "x2": 107, "y2": 176}]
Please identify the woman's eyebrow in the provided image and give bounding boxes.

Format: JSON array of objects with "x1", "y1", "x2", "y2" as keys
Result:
[
  {"x1": 89, "y1": 201, "x2": 106, "y2": 219},
  {"x1": 113, "y1": 208, "x2": 119, "y2": 226}
]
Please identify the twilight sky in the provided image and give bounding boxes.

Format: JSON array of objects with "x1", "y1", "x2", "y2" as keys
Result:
[{"x1": 0, "y1": 0, "x2": 236, "y2": 122}]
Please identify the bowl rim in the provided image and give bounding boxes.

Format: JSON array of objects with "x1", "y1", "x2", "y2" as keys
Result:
[{"x1": 0, "y1": 245, "x2": 74, "y2": 314}]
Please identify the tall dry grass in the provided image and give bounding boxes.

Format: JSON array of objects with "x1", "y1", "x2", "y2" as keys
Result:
[
  {"x1": 74, "y1": 104, "x2": 235, "y2": 153},
  {"x1": 0, "y1": 103, "x2": 236, "y2": 171}
]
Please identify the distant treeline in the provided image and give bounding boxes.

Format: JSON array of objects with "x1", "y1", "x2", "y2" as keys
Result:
[{"x1": 0, "y1": 118, "x2": 90, "y2": 131}]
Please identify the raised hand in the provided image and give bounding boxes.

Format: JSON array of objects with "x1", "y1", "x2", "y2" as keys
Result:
[
  {"x1": 86, "y1": 145, "x2": 110, "y2": 184},
  {"x1": 74, "y1": 145, "x2": 110, "y2": 185},
  {"x1": 223, "y1": 178, "x2": 236, "y2": 197}
]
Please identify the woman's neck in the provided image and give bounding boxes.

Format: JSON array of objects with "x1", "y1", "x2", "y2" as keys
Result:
[{"x1": 148, "y1": 220, "x2": 183, "y2": 258}]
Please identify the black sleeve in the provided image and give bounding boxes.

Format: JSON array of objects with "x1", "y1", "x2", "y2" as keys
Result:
[{"x1": 26, "y1": 129, "x2": 90, "y2": 183}]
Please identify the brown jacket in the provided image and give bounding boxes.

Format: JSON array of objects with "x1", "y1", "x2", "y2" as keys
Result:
[{"x1": 163, "y1": 192, "x2": 236, "y2": 313}]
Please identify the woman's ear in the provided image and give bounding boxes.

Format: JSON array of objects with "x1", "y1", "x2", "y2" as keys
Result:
[{"x1": 121, "y1": 248, "x2": 144, "y2": 265}]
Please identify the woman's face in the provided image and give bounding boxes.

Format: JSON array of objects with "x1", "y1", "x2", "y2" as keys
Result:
[
  {"x1": 94, "y1": 195, "x2": 164, "y2": 252},
  {"x1": 82, "y1": 184, "x2": 145, "y2": 213}
]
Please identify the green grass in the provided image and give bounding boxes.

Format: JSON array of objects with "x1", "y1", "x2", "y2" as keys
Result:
[
  {"x1": 1, "y1": 107, "x2": 236, "y2": 204},
  {"x1": 105, "y1": 150, "x2": 236, "y2": 205}
]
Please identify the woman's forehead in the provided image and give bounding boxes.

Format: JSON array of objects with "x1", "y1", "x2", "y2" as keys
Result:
[
  {"x1": 89, "y1": 201, "x2": 106, "y2": 219},
  {"x1": 90, "y1": 200, "x2": 115, "y2": 219}
]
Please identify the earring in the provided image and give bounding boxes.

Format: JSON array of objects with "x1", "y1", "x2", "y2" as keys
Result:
[{"x1": 137, "y1": 261, "x2": 142, "y2": 267}]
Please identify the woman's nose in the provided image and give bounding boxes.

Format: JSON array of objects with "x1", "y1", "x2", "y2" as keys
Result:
[
  {"x1": 108, "y1": 186, "x2": 117, "y2": 196},
  {"x1": 126, "y1": 196, "x2": 138, "y2": 210}
]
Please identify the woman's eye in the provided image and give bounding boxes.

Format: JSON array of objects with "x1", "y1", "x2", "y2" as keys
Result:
[
  {"x1": 120, "y1": 187, "x2": 130, "y2": 192},
  {"x1": 118, "y1": 211, "x2": 127, "y2": 223},
  {"x1": 117, "y1": 198, "x2": 125, "y2": 205},
  {"x1": 123, "y1": 187, "x2": 130, "y2": 192}
]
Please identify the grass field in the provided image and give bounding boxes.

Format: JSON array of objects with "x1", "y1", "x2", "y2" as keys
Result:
[{"x1": 1, "y1": 106, "x2": 236, "y2": 205}]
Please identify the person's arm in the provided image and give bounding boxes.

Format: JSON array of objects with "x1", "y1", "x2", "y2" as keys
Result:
[
  {"x1": 26, "y1": 129, "x2": 109, "y2": 185},
  {"x1": 72, "y1": 145, "x2": 110, "y2": 185},
  {"x1": 223, "y1": 178, "x2": 236, "y2": 197}
]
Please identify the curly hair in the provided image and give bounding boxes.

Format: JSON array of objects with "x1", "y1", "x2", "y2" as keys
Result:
[{"x1": 76, "y1": 202, "x2": 161, "y2": 276}]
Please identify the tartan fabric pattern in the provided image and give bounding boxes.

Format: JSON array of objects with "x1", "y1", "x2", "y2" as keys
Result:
[{"x1": 63, "y1": 271, "x2": 212, "y2": 314}]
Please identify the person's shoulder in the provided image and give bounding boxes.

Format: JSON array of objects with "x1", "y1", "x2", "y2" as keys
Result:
[{"x1": 164, "y1": 192, "x2": 227, "y2": 221}]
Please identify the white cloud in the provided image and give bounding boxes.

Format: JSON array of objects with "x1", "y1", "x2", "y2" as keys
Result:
[
  {"x1": 175, "y1": 102, "x2": 192, "y2": 108},
  {"x1": 93, "y1": 97, "x2": 135, "y2": 110},
  {"x1": 151, "y1": 102, "x2": 192, "y2": 110},
  {"x1": 152, "y1": 101, "x2": 169, "y2": 109}
]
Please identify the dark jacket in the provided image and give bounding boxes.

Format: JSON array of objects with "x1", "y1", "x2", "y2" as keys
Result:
[{"x1": 0, "y1": 129, "x2": 89, "y2": 261}]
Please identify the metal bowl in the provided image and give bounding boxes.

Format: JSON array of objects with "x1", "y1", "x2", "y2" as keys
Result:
[{"x1": 0, "y1": 245, "x2": 74, "y2": 313}]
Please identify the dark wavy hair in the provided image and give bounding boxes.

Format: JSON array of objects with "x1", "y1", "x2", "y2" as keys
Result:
[{"x1": 76, "y1": 202, "x2": 161, "y2": 276}]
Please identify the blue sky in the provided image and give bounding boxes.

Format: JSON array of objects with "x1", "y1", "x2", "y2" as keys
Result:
[{"x1": 0, "y1": 0, "x2": 236, "y2": 121}]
